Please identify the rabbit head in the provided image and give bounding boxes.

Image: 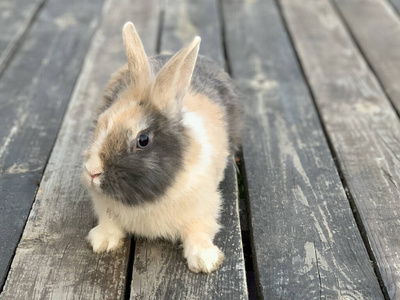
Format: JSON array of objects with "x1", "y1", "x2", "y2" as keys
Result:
[{"x1": 82, "y1": 22, "x2": 201, "y2": 205}]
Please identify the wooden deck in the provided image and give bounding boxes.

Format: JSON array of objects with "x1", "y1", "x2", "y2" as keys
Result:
[{"x1": 0, "y1": 0, "x2": 399, "y2": 299}]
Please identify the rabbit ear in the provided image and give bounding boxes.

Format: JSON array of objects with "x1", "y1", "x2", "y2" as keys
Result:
[
  {"x1": 151, "y1": 37, "x2": 201, "y2": 117},
  {"x1": 122, "y1": 22, "x2": 150, "y2": 90}
]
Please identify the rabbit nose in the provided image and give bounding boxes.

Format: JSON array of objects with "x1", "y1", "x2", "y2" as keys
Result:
[{"x1": 90, "y1": 172, "x2": 102, "y2": 179}]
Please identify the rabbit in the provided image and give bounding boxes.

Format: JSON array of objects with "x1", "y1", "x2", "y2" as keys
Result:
[{"x1": 81, "y1": 22, "x2": 241, "y2": 273}]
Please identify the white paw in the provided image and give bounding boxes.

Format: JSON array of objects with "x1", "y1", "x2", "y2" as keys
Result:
[
  {"x1": 87, "y1": 225, "x2": 125, "y2": 253},
  {"x1": 186, "y1": 245, "x2": 224, "y2": 273}
]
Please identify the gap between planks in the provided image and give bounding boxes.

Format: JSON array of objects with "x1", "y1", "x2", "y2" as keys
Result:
[
  {"x1": 275, "y1": 0, "x2": 391, "y2": 298},
  {"x1": 279, "y1": 0, "x2": 400, "y2": 298},
  {"x1": 222, "y1": 0, "x2": 385, "y2": 298}
]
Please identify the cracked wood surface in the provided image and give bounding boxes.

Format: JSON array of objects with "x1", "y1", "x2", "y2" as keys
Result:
[
  {"x1": 280, "y1": 0, "x2": 400, "y2": 298},
  {"x1": 0, "y1": 0, "x2": 105, "y2": 289},
  {"x1": 222, "y1": 0, "x2": 383, "y2": 298},
  {"x1": 130, "y1": 0, "x2": 247, "y2": 298},
  {"x1": 0, "y1": 0, "x2": 159, "y2": 298}
]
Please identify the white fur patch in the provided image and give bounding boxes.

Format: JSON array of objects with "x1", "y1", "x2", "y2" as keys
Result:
[
  {"x1": 182, "y1": 109, "x2": 211, "y2": 176},
  {"x1": 87, "y1": 224, "x2": 125, "y2": 253},
  {"x1": 186, "y1": 245, "x2": 224, "y2": 273}
]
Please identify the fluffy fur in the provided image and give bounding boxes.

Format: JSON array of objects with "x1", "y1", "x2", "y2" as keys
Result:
[{"x1": 82, "y1": 22, "x2": 241, "y2": 273}]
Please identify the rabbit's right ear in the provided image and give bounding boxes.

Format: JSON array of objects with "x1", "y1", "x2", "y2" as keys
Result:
[
  {"x1": 122, "y1": 22, "x2": 150, "y2": 90},
  {"x1": 150, "y1": 37, "x2": 200, "y2": 119}
]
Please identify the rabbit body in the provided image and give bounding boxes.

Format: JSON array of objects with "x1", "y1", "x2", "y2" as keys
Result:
[{"x1": 82, "y1": 23, "x2": 240, "y2": 273}]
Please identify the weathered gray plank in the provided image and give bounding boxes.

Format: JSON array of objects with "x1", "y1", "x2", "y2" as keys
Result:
[
  {"x1": 333, "y1": 0, "x2": 400, "y2": 115},
  {"x1": 130, "y1": 0, "x2": 248, "y2": 298},
  {"x1": 0, "y1": 0, "x2": 160, "y2": 298},
  {"x1": 0, "y1": 0, "x2": 46, "y2": 75},
  {"x1": 0, "y1": 0, "x2": 105, "y2": 290},
  {"x1": 280, "y1": 0, "x2": 400, "y2": 298},
  {"x1": 159, "y1": 0, "x2": 224, "y2": 66},
  {"x1": 222, "y1": 0, "x2": 384, "y2": 299}
]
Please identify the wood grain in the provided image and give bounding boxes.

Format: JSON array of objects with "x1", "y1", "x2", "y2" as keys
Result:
[
  {"x1": 280, "y1": 0, "x2": 400, "y2": 298},
  {"x1": 0, "y1": 0, "x2": 160, "y2": 298},
  {"x1": 0, "y1": 0, "x2": 46, "y2": 75},
  {"x1": 0, "y1": 0, "x2": 105, "y2": 289},
  {"x1": 159, "y1": 0, "x2": 224, "y2": 66},
  {"x1": 222, "y1": 0, "x2": 384, "y2": 298},
  {"x1": 130, "y1": 0, "x2": 248, "y2": 298},
  {"x1": 333, "y1": 0, "x2": 400, "y2": 115}
]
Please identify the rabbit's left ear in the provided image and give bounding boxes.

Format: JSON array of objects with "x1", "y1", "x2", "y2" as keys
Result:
[
  {"x1": 151, "y1": 37, "x2": 201, "y2": 118},
  {"x1": 122, "y1": 22, "x2": 150, "y2": 90}
]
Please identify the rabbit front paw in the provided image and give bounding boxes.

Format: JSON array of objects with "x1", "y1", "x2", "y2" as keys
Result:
[
  {"x1": 186, "y1": 245, "x2": 224, "y2": 273},
  {"x1": 87, "y1": 225, "x2": 125, "y2": 253}
]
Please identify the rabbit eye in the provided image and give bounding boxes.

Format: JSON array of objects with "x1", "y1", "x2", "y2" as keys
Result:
[{"x1": 137, "y1": 133, "x2": 150, "y2": 148}]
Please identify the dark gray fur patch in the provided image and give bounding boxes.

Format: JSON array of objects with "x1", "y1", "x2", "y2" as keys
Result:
[
  {"x1": 99, "y1": 107, "x2": 186, "y2": 206},
  {"x1": 101, "y1": 55, "x2": 242, "y2": 154}
]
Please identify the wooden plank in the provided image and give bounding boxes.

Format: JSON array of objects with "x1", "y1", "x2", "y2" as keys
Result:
[
  {"x1": 159, "y1": 0, "x2": 224, "y2": 66},
  {"x1": 222, "y1": 0, "x2": 384, "y2": 299},
  {"x1": 332, "y1": 0, "x2": 400, "y2": 115},
  {"x1": 0, "y1": 0, "x2": 160, "y2": 299},
  {"x1": 280, "y1": 0, "x2": 400, "y2": 298},
  {"x1": 0, "y1": 0, "x2": 46, "y2": 75},
  {"x1": 0, "y1": 0, "x2": 106, "y2": 289},
  {"x1": 130, "y1": 0, "x2": 248, "y2": 298}
]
